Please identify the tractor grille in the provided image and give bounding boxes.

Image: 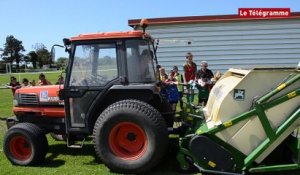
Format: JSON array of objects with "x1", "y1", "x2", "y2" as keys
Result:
[{"x1": 19, "y1": 94, "x2": 39, "y2": 105}]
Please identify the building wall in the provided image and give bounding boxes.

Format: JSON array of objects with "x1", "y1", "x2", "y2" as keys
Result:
[{"x1": 144, "y1": 19, "x2": 300, "y2": 73}]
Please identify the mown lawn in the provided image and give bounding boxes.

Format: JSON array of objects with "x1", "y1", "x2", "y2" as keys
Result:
[{"x1": 0, "y1": 72, "x2": 183, "y2": 175}]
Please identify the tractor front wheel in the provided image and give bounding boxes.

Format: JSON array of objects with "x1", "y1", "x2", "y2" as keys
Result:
[
  {"x1": 93, "y1": 99, "x2": 168, "y2": 173},
  {"x1": 3, "y1": 123, "x2": 48, "y2": 166}
]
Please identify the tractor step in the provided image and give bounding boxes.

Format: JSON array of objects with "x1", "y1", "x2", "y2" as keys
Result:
[{"x1": 67, "y1": 138, "x2": 85, "y2": 148}]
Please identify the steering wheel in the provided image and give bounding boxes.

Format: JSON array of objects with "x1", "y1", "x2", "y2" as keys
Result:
[{"x1": 88, "y1": 74, "x2": 107, "y2": 86}]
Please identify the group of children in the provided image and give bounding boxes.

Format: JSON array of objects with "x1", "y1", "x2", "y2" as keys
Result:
[
  {"x1": 159, "y1": 52, "x2": 222, "y2": 111},
  {"x1": 6, "y1": 73, "x2": 64, "y2": 95}
]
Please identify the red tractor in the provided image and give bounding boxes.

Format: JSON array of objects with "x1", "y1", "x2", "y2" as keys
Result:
[{"x1": 4, "y1": 30, "x2": 174, "y2": 173}]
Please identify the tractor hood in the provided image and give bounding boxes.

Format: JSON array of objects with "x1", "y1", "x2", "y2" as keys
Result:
[{"x1": 14, "y1": 85, "x2": 64, "y2": 106}]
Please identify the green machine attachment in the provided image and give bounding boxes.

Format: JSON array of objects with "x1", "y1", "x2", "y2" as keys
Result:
[{"x1": 177, "y1": 67, "x2": 300, "y2": 174}]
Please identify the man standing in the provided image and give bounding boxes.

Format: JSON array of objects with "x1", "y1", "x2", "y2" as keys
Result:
[
  {"x1": 183, "y1": 52, "x2": 197, "y2": 104},
  {"x1": 196, "y1": 61, "x2": 214, "y2": 106}
]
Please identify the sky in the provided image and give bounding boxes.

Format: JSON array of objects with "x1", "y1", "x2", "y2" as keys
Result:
[{"x1": 0, "y1": 0, "x2": 299, "y2": 59}]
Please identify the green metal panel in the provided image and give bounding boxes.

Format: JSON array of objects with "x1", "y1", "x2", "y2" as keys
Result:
[
  {"x1": 255, "y1": 103, "x2": 275, "y2": 139},
  {"x1": 249, "y1": 164, "x2": 300, "y2": 173}
]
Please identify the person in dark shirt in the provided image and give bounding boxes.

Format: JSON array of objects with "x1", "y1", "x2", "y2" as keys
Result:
[
  {"x1": 6, "y1": 76, "x2": 21, "y2": 95},
  {"x1": 196, "y1": 61, "x2": 214, "y2": 106}
]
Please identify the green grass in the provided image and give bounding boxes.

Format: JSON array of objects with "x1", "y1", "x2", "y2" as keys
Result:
[{"x1": 0, "y1": 72, "x2": 182, "y2": 175}]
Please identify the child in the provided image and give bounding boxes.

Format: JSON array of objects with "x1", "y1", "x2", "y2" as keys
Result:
[
  {"x1": 30, "y1": 80, "x2": 36, "y2": 86},
  {"x1": 159, "y1": 67, "x2": 168, "y2": 83},
  {"x1": 38, "y1": 73, "x2": 52, "y2": 86},
  {"x1": 165, "y1": 70, "x2": 179, "y2": 111},
  {"x1": 56, "y1": 75, "x2": 64, "y2": 85},
  {"x1": 211, "y1": 71, "x2": 222, "y2": 84},
  {"x1": 183, "y1": 52, "x2": 197, "y2": 104},
  {"x1": 6, "y1": 76, "x2": 21, "y2": 95},
  {"x1": 173, "y1": 66, "x2": 184, "y2": 111},
  {"x1": 165, "y1": 70, "x2": 178, "y2": 85},
  {"x1": 22, "y1": 78, "x2": 29, "y2": 87}
]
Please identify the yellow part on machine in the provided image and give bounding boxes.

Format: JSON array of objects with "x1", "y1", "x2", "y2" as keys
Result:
[
  {"x1": 203, "y1": 67, "x2": 300, "y2": 163},
  {"x1": 208, "y1": 161, "x2": 217, "y2": 168}
]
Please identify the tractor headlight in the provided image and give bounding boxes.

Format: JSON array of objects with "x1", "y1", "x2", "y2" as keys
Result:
[{"x1": 13, "y1": 94, "x2": 19, "y2": 107}]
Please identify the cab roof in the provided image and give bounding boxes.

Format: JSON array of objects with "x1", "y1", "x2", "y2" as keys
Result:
[{"x1": 70, "y1": 31, "x2": 150, "y2": 41}]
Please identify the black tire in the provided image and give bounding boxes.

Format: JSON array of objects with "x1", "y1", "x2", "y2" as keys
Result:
[
  {"x1": 160, "y1": 98, "x2": 175, "y2": 127},
  {"x1": 93, "y1": 99, "x2": 168, "y2": 173},
  {"x1": 50, "y1": 132, "x2": 66, "y2": 141},
  {"x1": 3, "y1": 123, "x2": 48, "y2": 166}
]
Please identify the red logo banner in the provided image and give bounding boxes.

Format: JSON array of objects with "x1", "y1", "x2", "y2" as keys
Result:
[{"x1": 238, "y1": 8, "x2": 291, "y2": 18}]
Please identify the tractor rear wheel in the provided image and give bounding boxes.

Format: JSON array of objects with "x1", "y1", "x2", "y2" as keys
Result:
[
  {"x1": 3, "y1": 123, "x2": 48, "y2": 166},
  {"x1": 93, "y1": 99, "x2": 168, "y2": 173}
]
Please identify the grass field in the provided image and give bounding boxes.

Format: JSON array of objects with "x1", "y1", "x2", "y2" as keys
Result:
[{"x1": 0, "y1": 72, "x2": 184, "y2": 175}]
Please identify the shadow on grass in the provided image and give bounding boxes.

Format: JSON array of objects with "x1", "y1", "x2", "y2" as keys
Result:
[
  {"x1": 144, "y1": 140, "x2": 183, "y2": 175},
  {"x1": 47, "y1": 143, "x2": 96, "y2": 157},
  {"x1": 39, "y1": 159, "x2": 66, "y2": 168},
  {"x1": 0, "y1": 117, "x2": 7, "y2": 121},
  {"x1": 38, "y1": 140, "x2": 185, "y2": 174},
  {"x1": 38, "y1": 143, "x2": 102, "y2": 168}
]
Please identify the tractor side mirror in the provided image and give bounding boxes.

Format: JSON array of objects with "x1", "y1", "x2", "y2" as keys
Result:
[{"x1": 50, "y1": 44, "x2": 64, "y2": 63}]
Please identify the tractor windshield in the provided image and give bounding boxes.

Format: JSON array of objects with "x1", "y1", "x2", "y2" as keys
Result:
[
  {"x1": 69, "y1": 43, "x2": 118, "y2": 87},
  {"x1": 125, "y1": 39, "x2": 156, "y2": 83},
  {"x1": 68, "y1": 39, "x2": 156, "y2": 87}
]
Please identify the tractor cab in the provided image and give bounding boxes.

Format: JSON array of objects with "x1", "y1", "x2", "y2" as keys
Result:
[{"x1": 58, "y1": 31, "x2": 166, "y2": 139}]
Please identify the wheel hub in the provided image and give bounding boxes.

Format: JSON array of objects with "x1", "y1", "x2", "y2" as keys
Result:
[
  {"x1": 127, "y1": 132, "x2": 137, "y2": 141},
  {"x1": 9, "y1": 135, "x2": 32, "y2": 161},
  {"x1": 109, "y1": 122, "x2": 148, "y2": 160}
]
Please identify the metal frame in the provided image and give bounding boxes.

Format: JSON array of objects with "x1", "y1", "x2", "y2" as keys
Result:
[{"x1": 178, "y1": 73, "x2": 300, "y2": 174}]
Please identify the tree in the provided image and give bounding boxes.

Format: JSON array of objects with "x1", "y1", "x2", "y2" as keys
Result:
[
  {"x1": 28, "y1": 51, "x2": 38, "y2": 69},
  {"x1": 1, "y1": 35, "x2": 25, "y2": 70},
  {"x1": 33, "y1": 43, "x2": 50, "y2": 68},
  {"x1": 99, "y1": 56, "x2": 116, "y2": 65},
  {"x1": 56, "y1": 57, "x2": 68, "y2": 69},
  {"x1": 22, "y1": 55, "x2": 30, "y2": 70}
]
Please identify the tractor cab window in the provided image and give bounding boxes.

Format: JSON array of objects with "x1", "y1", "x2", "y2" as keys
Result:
[
  {"x1": 126, "y1": 40, "x2": 156, "y2": 83},
  {"x1": 70, "y1": 43, "x2": 118, "y2": 87}
]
